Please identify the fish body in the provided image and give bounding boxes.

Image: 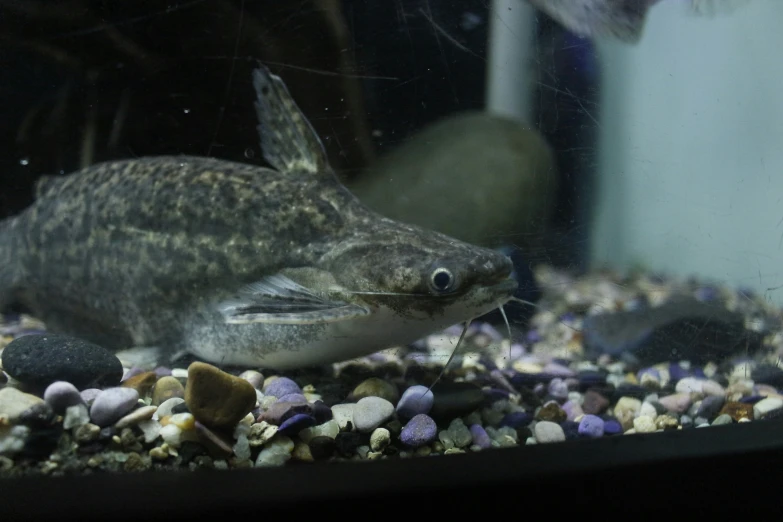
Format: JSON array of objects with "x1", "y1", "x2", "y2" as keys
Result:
[
  {"x1": 0, "y1": 66, "x2": 515, "y2": 370},
  {"x1": 527, "y1": 0, "x2": 749, "y2": 43}
]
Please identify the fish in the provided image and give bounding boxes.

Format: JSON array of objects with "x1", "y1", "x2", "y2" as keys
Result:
[
  {"x1": 0, "y1": 64, "x2": 517, "y2": 371},
  {"x1": 526, "y1": 0, "x2": 750, "y2": 44}
]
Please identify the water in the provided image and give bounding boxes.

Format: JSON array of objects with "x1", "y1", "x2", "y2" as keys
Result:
[{"x1": 0, "y1": 0, "x2": 781, "y2": 515}]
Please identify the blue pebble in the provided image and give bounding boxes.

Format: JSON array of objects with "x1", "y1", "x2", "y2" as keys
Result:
[
  {"x1": 739, "y1": 395, "x2": 764, "y2": 404},
  {"x1": 278, "y1": 413, "x2": 316, "y2": 435},
  {"x1": 696, "y1": 395, "x2": 725, "y2": 420},
  {"x1": 692, "y1": 367, "x2": 706, "y2": 379},
  {"x1": 499, "y1": 411, "x2": 533, "y2": 429},
  {"x1": 263, "y1": 377, "x2": 302, "y2": 398},
  {"x1": 669, "y1": 363, "x2": 690, "y2": 382},
  {"x1": 400, "y1": 414, "x2": 437, "y2": 448},
  {"x1": 603, "y1": 419, "x2": 622, "y2": 435},
  {"x1": 469, "y1": 424, "x2": 492, "y2": 449},
  {"x1": 396, "y1": 385, "x2": 434, "y2": 419},
  {"x1": 577, "y1": 370, "x2": 606, "y2": 387},
  {"x1": 578, "y1": 414, "x2": 605, "y2": 438}
]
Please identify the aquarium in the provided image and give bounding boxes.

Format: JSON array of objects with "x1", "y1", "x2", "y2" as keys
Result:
[{"x1": 1, "y1": 0, "x2": 782, "y2": 518}]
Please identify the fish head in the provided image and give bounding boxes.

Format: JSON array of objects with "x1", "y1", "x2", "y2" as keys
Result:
[{"x1": 321, "y1": 221, "x2": 517, "y2": 327}]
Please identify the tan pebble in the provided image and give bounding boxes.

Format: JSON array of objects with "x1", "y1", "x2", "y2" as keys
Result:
[
  {"x1": 415, "y1": 446, "x2": 432, "y2": 457},
  {"x1": 292, "y1": 441, "x2": 314, "y2": 462},
  {"x1": 444, "y1": 448, "x2": 465, "y2": 455},
  {"x1": 185, "y1": 362, "x2": 256, "y2": 429},
  {"x1": 248, "y1": 421, "x2": 278, "y2": 446},
  {"x1": 73, "y1": 423, "x2": 100, "y2": 443},
  {"x1": 115, "y1": 405, "x2": 157, "y2": 429},
  {"x1": 0, "y1": 388, "x2": 44, "y2": 423},
  {"x1": 87, "y1": 456, "x2": 103, "y2": 468},
  {"x1": 152, "y1": 376, "x2": 185, "y2": 406},
  {"x1": 169, "y1": 412, "x2": 195, "y2": 430},
  {"x1": 149, "y1": 447, "x2": 169, "y2": 460},
  {"x1": 121, "y1": 372, "x2": 157, "y2": 396},
  {"x1": 351, "y1": 378, "x2": 400, "y2": 404}
]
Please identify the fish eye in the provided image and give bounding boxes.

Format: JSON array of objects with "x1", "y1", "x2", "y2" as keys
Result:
[{"x1": 429, "y1": 267, "x2": 456, "y2": 293}]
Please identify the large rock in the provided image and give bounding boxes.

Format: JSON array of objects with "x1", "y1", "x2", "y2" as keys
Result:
[{"x1": 184, "y1": 362, "x2": 257, "y2": 429}]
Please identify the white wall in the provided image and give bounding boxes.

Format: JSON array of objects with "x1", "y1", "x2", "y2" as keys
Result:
[{"x1": 590, "y1": 0, "x2": 783, "y2": 303}]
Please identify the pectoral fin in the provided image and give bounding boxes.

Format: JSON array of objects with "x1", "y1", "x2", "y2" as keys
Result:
[{"x1": 218, "y1": 274, "x2": 369, "y2": 325}]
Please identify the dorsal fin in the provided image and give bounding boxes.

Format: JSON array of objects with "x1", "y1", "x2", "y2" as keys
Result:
[
  {"x1": 252, "y1": 64, "x2": 330, "y2": 175},
  {"x1": 34, "y1": 175, "x2": 67, "y2": 199}
]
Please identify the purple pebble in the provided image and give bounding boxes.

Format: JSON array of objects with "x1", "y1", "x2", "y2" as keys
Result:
[
  {"x1": 263, "y1": 377, "x2": 302, "y2": 398},
  {"x1": 278, "y1": 413, "x2": 317, "y2": 435},
  {"x1": 396, "y1": 385, "x2": 434, "y2": 419},
  {"x1": 547, "y1": 378, "x2": 569, "y2": 400},
  {"x1": 499, "y1": 411, "x2": 533, "y2": 429},
  {"x1": 79, "y1": 388, "x2": 102, "y2": 407},
  {"x1": 603, "y1": 419, "x2": 622, "y2": 435},
  {"x1": 543, "y1": 362, "x2": 575, "y2": 378},
  {"x1": 278, "y1": 393, "x2": 307, "y2": 403},
  {"x1": 578, "y1": 414, "x2": 605, "y2": 438},
  {"x1": 44, "y1": 381, "x2": 84, "y2": 414},
  {"x1": 89, "y1": 387, "x2": 139, "y2": 427},
  {"x1": 400, "y1": 414, "x2": 437, "y2": 448},
  {"x1": 470, "y1": 424, "x2": 492, "y2": 449},
  {"x1": 154, "y1": 367, "x2": 172, "y2": 378}
]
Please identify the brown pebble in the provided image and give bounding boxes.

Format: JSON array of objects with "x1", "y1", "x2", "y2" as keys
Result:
[
  {"x1": 719, "y1": 401, "x2": 754, "y2": 421},
  {"x1": 184, "y1": 362, "x2": 257, "y2": 429},
  {"x1": 123, "y1": 452, "x2": 149, "y2": 472},
  {"x1": 194, "y1": 421, "x2": 234, "y2": 457},
  {"x1": 581, "y1": 390, "x2": 610, "y2": 415},
  {"x1": 115, "y1": 405, "x2": 157, "y2": 429},
  {"x1": 350, "y1": 378, "x2": 400, "y2": 404},
  {"x1": 121, "y1": 372, "x2": 157, "y2": 396},
  {"x1": 536, "y1": 402, "x2": 567, "y2": 423},
  {"x1": 152, "y1": 376, "x2": 185, "y2": 406}
]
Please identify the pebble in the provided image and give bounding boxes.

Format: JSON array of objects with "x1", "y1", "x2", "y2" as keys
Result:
[
  {"x1": 396, "y1": 385, "x2": 434, "y2": 419},
  {"x1": 152, "y1": 376, "x2": 185, "y2": 405},
  {"x1": 582, "y1": 390, "x2": 610, "y2": 415},
  {"x1": 400, "y1": 414, "x2": 437, "y2": 448},
  {"x1": 1, "y1": 333, "x2": 123, "y2": 388},
  {"x1": 168, "y1": 413, "x2": 196, "y2": 430},
  {"x1": 258, "y1": 401, "x2": 311, "y2": 425},
  {"x1": 469, "y1": 424, "x2": 492, "y2": 449},
  {"x1": 658, "y1": 393, "x2": 692, "y2": 414},
  {"x1": 444, "y1": 418, "x2": 473, "y2": 448},
  {"x1": 578, "y1": 414, "x2": 604, "y2": 438},
  {"x1": 331, "y1": 403, "x2": 355, "y2": 431},
  {"x1": 712, "y1": 414, "x2": 733, "y2": 425},
  {"x1": 160, "y1": 424, "x2": 184, "y2": 447},
  {"x1": 696, "y1": 395, "x2": 725, "y2": 420},
  {"x1": 121, "y1": 371, "x2": 157, "y2": 395},
  {"x1": 547, "y1": 378, "x2": 569, "y2": 400},
  {"x1": 603, "y1": 420, "x2": 623, "y2": 435},
  {"x1": 298, "y1": 419, "x2": 340, "y2": 443},
  {"x1": 195, "y1": 421, "x2": 233, "y2": 456},
  {"x1": 309, "y1": 436, "x2": 336, "y2": 460},
  {"x1": 278, "y1": 413, "x2": 317, "y2": 435},
  {"x1": 263, "y1": 377, "x2": 301, "y2": 399},
  {"x1": 499, "y1": 411, "x2": 533, "y2": 429},
  {"x1": 63, "y1": 403, "x2": 90, "y2": 429},
  {"x1": 633, "y1": 415, "x2": 656, "y2": 433},
  {"x1": 43, "y1": 381, "x2": 84, "y2": 414},
  {"x1": 536, "y1": 402, "x2": 567, "y2": 423},
  {"x1": 533, "y1": 420, "x2": 566, "y2": 443},
  {"x1": 248, "y1": 421, "x2": 279, "y2": 447},
  {"x1": 234, "y1": 434, "x2": 251, "y2": 461},
  {"x1": 73, "y1": 423, "x2": 100, "y2": 443},
  {"x1": 89, "y1": 387, "x2": 140, "y2": 427},
  {"x1": 351, "y1": 378, "x2": 399, "y2": 404},
  {"x1": 352, "y1": 396, "x2": 395, "y2": 432},
  {"x1": 719, "y1": 401, "x2": 754, "y2": 421},
  {"x1": 614, "y1": 397, "x2": 642, "y2": 430},
  {"x1": 753, "y1": 396, "x2": 783, "y2": 418},
  {"x1": 155, "y1": 398, "x2": 185, "y2": 419},
  {"x1": 0, "y1": 387, "x2": 45, "y2": 423},
  {"x1": 239, "y1": 370, "x2": 264, "y2": 390},
  {"x1": 429, "y1": 382, "x2": 484, "y2": 420},
  {"x1": 369, "y1": 428, "x2": 391, "y2": 452},
  {"x1": 115, "y1": 405, "x2": 157, "y2": 429},
  {"x1": 138, "y1": 419, "x2": 162, "y2": 443},
  {"x1": 561, "y1": 400, "x2": 584, "y2": 421},
  {"x1": 184, "y1": 362, "x2": 256, "y2": 429},
  {"x1": 255, "y1": 435, "x2": 295, "y2": 467},
  {"x1": 79, "y1": 389, "x2": 101, "y2": 407}
]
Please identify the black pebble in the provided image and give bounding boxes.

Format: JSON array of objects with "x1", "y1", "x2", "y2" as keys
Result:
[
  {"x1": 171, "y1": 402, "x2": 191, "y2": 415},
  {"x1": 311, "y1": 401, "x2": 333, "y2": 424},
  {"x1": 1, "y1": 334, "x2": 122, "y2": 388},
  {"x1": 309, "y1": 436, "x2": 336, "y2": 460},
  {"x1": 429, "y1": 382, "x2": 485, "y2": 421},
  {"x1": 17, "y1": 402, "x2": 55, "y2": 428},
  {"x1": 752, "y1": 364, "x2": 783, "y2": 388},
  {"x1": 334, "y1": 432, "x2": 367, "y2": 457}
]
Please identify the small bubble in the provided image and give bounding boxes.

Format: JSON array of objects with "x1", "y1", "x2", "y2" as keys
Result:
[
  {"x1": 183, "y1": 108, "x2": 190, "y2": 114},
  {"x1": 244, "y1": 148, "x2": 255, "y2": 159},
  {"x1": 19, "y1": 158, "x2": 29, "y2": 166}
]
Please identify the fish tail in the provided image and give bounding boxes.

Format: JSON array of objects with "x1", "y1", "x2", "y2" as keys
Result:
[
  {"x1": 251, "y1": 63, "x2": 330, "y2": 175},
  {"x1": 527, "y1": 0, "x2": 656, "y2": 44},
  {"x1": 0, "y1": 216, "x2": 22, "y2": 309}
]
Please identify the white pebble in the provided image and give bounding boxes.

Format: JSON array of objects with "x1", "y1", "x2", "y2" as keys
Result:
[
  {"x1": 331, "y1": 403, "x2": 356, "y2": 431},
  {"x1": 138, "y1": 419, "x2": 162, "y2": 443},
  {"x1": 0, "y1": 425, "x2": 29, "y2": 454},
  {"x1": 701, "y1": 380, "x2": 725, "y2": 397},
  {"x1": 370, "y1": 428, "x2": 391, "y2": 452},
  {"x1": 171, "y1": 368, "x2": 189, "y2": 379},
  {"x1": 614, "y1": 397, "x2": 642, "y2": 429},
  {"x1": 254, "y1": 435, "x2": 294, "y2": 467},
  {"x1": 153, "y1": 397, "x2": 184, "y2": 420},
  {"x1": 63, "y1": 404, "x2": 90, "y2": 429},
  {"x1": 160, "y1": 423, "x2": 183, "y2": 447},
  {"x1": 633, "y1": 416, "x2": 656, "y2": 433},
  {"x1": 675, "y1": 377, "x2": 703, "y2": 394},
  {"x1": 353, "y1": 397, "x2": 394, "y2": 432},
  {"x1": 639, "y1": 402, "x2": 657, "y2": 419},
  {"x1": 533, "y1": 421, "x2": 565, "y2": 443},
  {"x1": 754, "y1": 397, "x2": 783, "y2": 418},
  {"x1": 233, "y1": 434, "x2": 251, "y2": 461},
  {"x1": 298, "y1": 419, "x2": 340, "y2": 443}
]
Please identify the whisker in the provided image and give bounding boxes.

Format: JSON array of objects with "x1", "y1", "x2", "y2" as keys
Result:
[
  {"x1": 498, "y1": 304, "x2": 512, "y2": 358},
  {"x1": 508, "y1": 296, "x2": 582, "y2": 333},
  {"x1": 426, "y1": 318, "x2": 473, "y2": 394},
  {"x1": 343, "y1": 290, "x2": 432, "y2": 297}
]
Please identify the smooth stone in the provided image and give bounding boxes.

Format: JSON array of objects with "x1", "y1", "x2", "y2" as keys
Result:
[
  {"x1": 0, "y1": 387, "x2": 45, "y2": 423},
  {"x1": 184, "y1": 362, "x2": 257, "y2": 429},
  {"x1": 561, "y1": 400, "x2": 584, "y2": 421},
  {"x1": 262, "y1": 377, "x2": 301, "y2": 399},
  {"x1": 89, "y1": 387, "x2": 140, "y2": 427},
  {"x1": 195, "y1": 421, "x2": 234, "y2": 456},
  {"x1": 429, "y1": 382, "x2": 484, "y2": 420},
  {"x1": 258, "y1": 401, "x2": 311, "y2": 425},
  {"x1": 43, "y1": 381, "x2": 84, "y2": 414},
  {"x1": 299, "y1": 419, "x2": 340, "y2": 443},
  {"x1": 536, "y1": 402, "x2": 566, "y2": 423},
  {"x1": 255, "y1": 435, "x2": 295, "y2": 467},
  {"x1": 1, "y1": 333, "x2": 122, "y2": 388},
  {"x1": 547, "y1": 378, "x2": 569, "y2": 400},
  {"x1": 239, "y1": 370, "x2": 264, "y2": 390},
  {"x1": 696, "y1": 395, "x2": 725, "y2": 421},
  {"x1": 79, "y1": 389, "x2": 101, "y2": 407},
  {"x1": 396, "y1": 385, "x2": 434, "y2": 419},
  {"x1": 613, "y1": 397, "x2": 642, "y2": 430},
  {"x1": 153, "y1": 367, "x2": 172, "y2": 378},
  {"x1": 331, "y1": 403, "x2": 356, "y2": 431},
  {"x1": 277, "y1": 393, "x2": 307, "y2": 404},
  {"x1": 63, "y1": 403, "x2": 90, "y2": 429},
  {"x1": 712, "y1": 413, "x2": 733, "y2": 425},
  {"x1": 633, "y1": 415, "x2": 656, "y2": 433},
  {"x1": 121, "y1": 371, "x2": 157, "y2": 396},
  {"x1": 155, "y1": 397, "x2": 185, "y2": 419},
  {"x1": 581, "y1": 390, "x2": 610, "y2": 415},
  {"x1": 578, "y1": 414, "x2": 604, "y2": 438},
  {"x1": 533, "y1": 420, "x2": 565, "y2": 443},
  {"x1": 469, "y1": 424, "x2": 492, "y2": 449},
  {"x1": 658, "y1": 393, "x2": 692, "y2": 414},
  {"x1": 351, "y1": 378, "x2": 399, "y2": 404},
  {"x1": 603, "y1": 420, "x2": 622, "y2": 435},
  {"x1": 278, "y1": 413, "x2": 317, "y2": 435},
  {"x1": 400, "y1": 414, "x2": 437, "y2": 448},
  {"x1": 115, "y1": 405, "x2": 157, "y2": 429},
  {"x1": 542, "y1": 362, "x2": 575, "y2": 377},
  {"x1": 152, "y1": 376, "x2": 185, "y2": 406},
  {"x1": 499, "y1": 411, "x2": 533, "y2": 429},
  {"x1": 352, "y1": 397, "x2": 395, "y2": 432},
  {"x1": 311, "y1": 401, "x2": 333, "y2": 424},
  {"x1": 369, "y1": 427, "x2": 391, "y2": 452},
  {"x1": 753, "y1": 397, "x2": 783, "y2": 418},
  {"x1": 309, "y1": 436, "x2": 337, "y2": 460},
  {"x1": 675, "y1": 377, "x2": 704, "y2": 394}
]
